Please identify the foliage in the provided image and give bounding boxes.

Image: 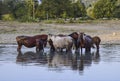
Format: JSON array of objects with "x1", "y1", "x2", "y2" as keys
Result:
[
  {"x1": 71, "y1": 0, "x2": 86, "y2": 19},
  {"x1": 2, "y1": 14, "x2": 14, "y2": 21},
  {"x1": 113, "y1": 0, "x2": 120, "y2": 18},
  {"x1": 55, "y1": 19, "x2": 65, "y2": 24},
  {"x1": 0, "y1": 0, "x2": 120, "y2": 22},
  {"x1": 87, "y1": 0, "x2": 117, "y2": 19}
]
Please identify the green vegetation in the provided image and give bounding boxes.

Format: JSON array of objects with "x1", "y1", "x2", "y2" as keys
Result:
[{"x1": 0, "y1": 0, "x2": 120, "y2": 23}]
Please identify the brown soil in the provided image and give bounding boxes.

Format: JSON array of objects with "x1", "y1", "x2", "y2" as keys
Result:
[{"x1": 0, "y1": 20, "x2": 120, "y2": 45}]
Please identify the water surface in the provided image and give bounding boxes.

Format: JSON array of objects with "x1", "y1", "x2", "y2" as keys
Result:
[{"x1": 0, "y1": 44, "x2": 120, "y2": 81}]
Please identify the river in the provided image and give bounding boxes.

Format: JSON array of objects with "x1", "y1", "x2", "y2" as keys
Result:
[{"x1": 0, "y1": 44, "x2": 120, "y2": 81}]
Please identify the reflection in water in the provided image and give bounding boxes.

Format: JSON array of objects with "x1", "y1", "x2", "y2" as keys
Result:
[
  {"x1": 16, "y1": 50, "x2": 100, "y2": 74},
  {"x1": 16, "y1": 51, "x2": 48, "y2": 65},
  {"x1": 1, "y1": 45, "x2": 120, "y2": 81}
]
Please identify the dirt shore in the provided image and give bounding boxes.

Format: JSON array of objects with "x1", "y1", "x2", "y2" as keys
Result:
[{"x1": 0, "y1": 20, "x2": 120, "y2": 45}]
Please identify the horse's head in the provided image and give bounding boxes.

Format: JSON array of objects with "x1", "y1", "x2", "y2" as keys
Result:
[
  {"x1": 68, "y1": 32, "x2": 79, "y2": 40},
  {"x1": 47, "y1": 34, "x2": 55, "y2": 50},
  {"x1": 48, "y1": 34, "x2": 53, "y2": 39},
  {"x1": 77, "y1": 32, "x2": 86, "y2": 47},
  {"x1": 48, "y1": 34, "x2": 57, "y2": 41}
]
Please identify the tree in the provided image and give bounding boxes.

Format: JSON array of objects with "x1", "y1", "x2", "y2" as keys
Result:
[
  {"x1": 113, "y1": 0, "x2": 120, "y2": 18},
  {"x1": 0, "y1": 1, "x2": 2, "y2": 19},
  {"x1": 87, "y1": 0, "x2": 117, "y2": 19},
  {"x1": 40, "y1": 0, "x2": 71, "y2": 19},
  {"x1": 71, "y1": 0, "x2": 86, "y2": 20}
]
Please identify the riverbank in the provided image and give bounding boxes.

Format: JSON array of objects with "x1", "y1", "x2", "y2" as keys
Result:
[{"x1": 0, "y1": 20, "x2": 120, "y2": 45}]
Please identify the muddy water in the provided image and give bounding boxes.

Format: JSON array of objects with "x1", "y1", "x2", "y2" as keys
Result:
[{"x1": 0, "y1": 44, "x2": 120, "y2": 81}]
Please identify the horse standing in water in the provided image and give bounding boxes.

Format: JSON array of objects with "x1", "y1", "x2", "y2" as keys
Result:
[
  {"x1": 16, "y1": 34, "x2": 48, "y2": 52},
  {"x1": 48, "y1": 34, "x2": 73, "y2": 52},
  {"x1": 77, "y1": 32, "x2": 93, "y2": 53},
  {"x1": 68, "y1": 32, "x2": 79, "y2": 51},
  {"x1": 92, "y1": 36, "x2": 101, "y2": 51}
]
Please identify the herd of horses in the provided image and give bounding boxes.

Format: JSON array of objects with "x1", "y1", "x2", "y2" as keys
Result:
[{"x1": 16, "y1": 32, "x2": 101, "y2": 53}]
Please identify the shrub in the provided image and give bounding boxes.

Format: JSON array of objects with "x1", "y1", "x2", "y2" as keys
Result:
[
  {"x1": 55, "y1": 19, "x2": 65, "y2": 24},
  {"x1": 2, "y1": 14, "x2": 14, "y2": 21}
]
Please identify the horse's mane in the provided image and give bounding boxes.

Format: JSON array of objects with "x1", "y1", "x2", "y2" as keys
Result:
[{"x1": 68, "y1": 32, "x2": 78, "y2": 36}]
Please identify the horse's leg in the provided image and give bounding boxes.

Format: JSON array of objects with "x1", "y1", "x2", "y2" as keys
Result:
[
  {"x1": 17, "y1": 44, "x2": 22, "y2": 52},
  {"x1": 60, "y1": 48, "x2": 63, "y2": 52},
  {"x1": 85, "y1": 46, "x2": 91, "y2": 53},
  {"x1": 36, "y1": 46, "x2": 39, "y2": 52},
  {"x1": 80, "y1": 47, "x2": 83, "y2": 54},
  {"x1": 50, "y1": 46, "x2": 55, "y2": 52},
  {"x1": 96, "y1": 43, "x2": 100, "y2": 51}
]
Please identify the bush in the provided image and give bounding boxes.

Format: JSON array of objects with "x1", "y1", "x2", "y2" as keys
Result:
[
  {"x1": 2, "y1": 14, "x2": 14, "y2": 21},
  {"x1": 43, "y1": 20, "x2": 54, "y2": 24},
  {"x1": 86, "y1": 6, "x2": 95, "y2": 19},
  {"x1": 69, "y1": 18, "x2": 75, "y2": 23},
  {"x1": 18, "y1": 16, "x2": 39, "y2": 22},
  {"x1": 55, "y1": 19, "x2": 65, "y2": 24}
]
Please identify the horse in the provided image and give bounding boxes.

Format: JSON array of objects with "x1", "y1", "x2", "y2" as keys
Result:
[
  {"x1": 48, "y1": 34, "x2": 73, "y2": 52},
  {"x1": 92, "y1": 36, "x2": 101, "y2": 51},
  {"x1": 16, "y1": 34, "x2": 48, "y2": 52},
  {"x1": 77, "y1": 32, "x2": 93, "y2": 53},
  {"x1": 68, "y1": 32, "x2": 79, "y2": 50}
]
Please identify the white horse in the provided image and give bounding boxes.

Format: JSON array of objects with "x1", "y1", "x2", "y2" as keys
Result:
[{"x1": 48, "y1": 34, "x2": 73, "y2": 52}]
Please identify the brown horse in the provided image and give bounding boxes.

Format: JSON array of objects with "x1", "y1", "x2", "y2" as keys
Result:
[
  {"x1": 16, "y1": 34, "x2": 48, "y2": 52},
  {"x1": 77, "y1": 32, "x2": 93, "y2": 53},
  {"x1": 92, "y1": 36, "x2": 101, "y2": 51}
]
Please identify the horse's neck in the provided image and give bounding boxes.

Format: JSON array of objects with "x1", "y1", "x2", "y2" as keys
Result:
[{"x1": 83, "y1": 35, "x2": 86, "y2": 40}]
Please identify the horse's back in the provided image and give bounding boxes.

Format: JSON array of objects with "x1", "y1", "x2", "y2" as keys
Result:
[
  {"x1": 16, "y1": 35, "x2": 29, "y2": 41},
  {"x1": 50, "y1": 35, "x2": 73, "y2": 50},
  {"x1": 34, "y1": 34, "x2": 48, "y2": 40}
]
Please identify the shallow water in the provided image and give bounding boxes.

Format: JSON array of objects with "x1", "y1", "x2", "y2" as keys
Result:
[{"x1": 0, "y1": 44, "x2": 120, "y2": 81}]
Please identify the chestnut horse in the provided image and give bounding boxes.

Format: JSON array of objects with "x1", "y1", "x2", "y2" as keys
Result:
[
  {"x1": 77, "y1": 32, "x2": 93, "y2": 53},
  {"x1": 16, "y1": 34, "x2": 48, "y2": 52},
  {"x1": 92, "y1": 36, "x2": 101, "y2": 51}
]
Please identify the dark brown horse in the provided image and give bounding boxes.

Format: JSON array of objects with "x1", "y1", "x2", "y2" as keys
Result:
[
  {"x1": 92, "y1": 36, "x2": 101, "y2": 51},
  {"x1": 68, "y1": 32, "x2": 79, "y2": 50},
  {"x1": 77, "y1": 32, "x2": 93, "y2": 53},
  {"x1": 16, "y1": 34, "x2": 48, "y2": 52}
]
